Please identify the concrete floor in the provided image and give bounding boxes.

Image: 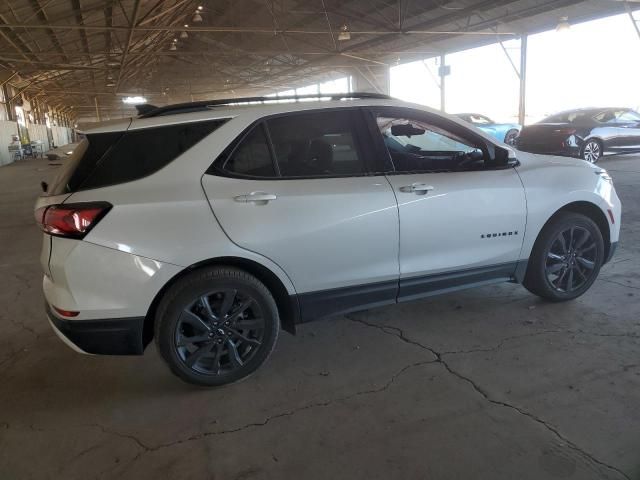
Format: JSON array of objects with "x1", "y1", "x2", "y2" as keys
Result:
[{"x1": 1, "y1": 155, "x2": 639, "y2": 480}]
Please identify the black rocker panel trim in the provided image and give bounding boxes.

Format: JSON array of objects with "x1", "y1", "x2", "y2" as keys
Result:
[
  {"x1": 399, "y1": 262, "x2": 518, "y2": 302},
  {"x1": 297, "y1": 280, "x2": 398, "y2": 323},
  {"x1": 295, "y1": 262, "x2": 520, "y2": 322},
  {"x1": 47, "y1": 304, "x2": 145, "y2": 355}
]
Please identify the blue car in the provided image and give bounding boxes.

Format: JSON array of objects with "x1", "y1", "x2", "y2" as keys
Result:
[{"x1": 455, "y1": 113, "x2": 521, "y2": 146}]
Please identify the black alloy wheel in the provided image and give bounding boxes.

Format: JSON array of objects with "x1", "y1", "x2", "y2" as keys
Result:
[
  {"x1": 175, "y1": 290, "x2": 266, "y2": 375},
  {"x1": 156, "y1": 267, "x2": 279, "y2": 386},
  {"x1": 544, "y1": 226, "x2": 597, "y2": 293},
  {"x1": 524, "y1": 212, "x2": 604, "y2": 301}
]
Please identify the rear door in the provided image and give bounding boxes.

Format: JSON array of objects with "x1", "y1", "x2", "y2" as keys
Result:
[{"x1": 202, "y1": 108, "x2": 400, "y2": 318}]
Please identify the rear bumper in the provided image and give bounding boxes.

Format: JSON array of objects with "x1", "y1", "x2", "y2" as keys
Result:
[{"x1": 46, "y1": 303, "x2": 145, "y2": 355}]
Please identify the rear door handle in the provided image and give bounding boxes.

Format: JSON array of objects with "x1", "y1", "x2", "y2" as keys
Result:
[
  {"x1": 399, "y1": 183, "x2": 434, "y2": 195},
  {"x1": 234, "y1": 192, "x2": 277, "y2": 203}
]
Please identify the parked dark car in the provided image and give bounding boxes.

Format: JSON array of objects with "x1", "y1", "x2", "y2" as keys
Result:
[{"x1": 517, "y1": 108, "x2": 640, "y2": 163}]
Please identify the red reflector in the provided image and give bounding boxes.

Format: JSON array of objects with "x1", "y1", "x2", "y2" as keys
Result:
[
  {"x1": 38, "y1": 202, "x2": 111, "y2": 239},
  {"x1": 53, "y1": 306, "x2": 79, "y2": 318},
  {"x1": 607, "y1": 209, "x2": 615, "y2": 224}
]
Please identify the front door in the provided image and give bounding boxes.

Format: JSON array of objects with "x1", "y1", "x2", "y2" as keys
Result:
[
  {"x1": 202, "y1": 109, "x2": 400, "y2": 318},
  {"x1": 367, "y1": 107, "x2": 527, "y2": 300}
]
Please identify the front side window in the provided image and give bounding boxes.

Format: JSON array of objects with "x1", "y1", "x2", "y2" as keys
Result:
[
  {"x1": 377, "y1": 115, "x2": 484, "y2": 173},
  {"x1": 266, "y1": 111, "x2": 365, "y2": 177}
]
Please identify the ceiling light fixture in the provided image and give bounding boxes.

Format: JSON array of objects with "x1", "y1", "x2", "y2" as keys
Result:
[
  {"x1": 122, "y1": 96, "x2": 147, "y2": 105},
  {"x1": 169, "y1": 43, "x2": 177, "y2": 51},
  {"x1": 556, "y1": 16, "x2": 570, "y2": 32},
  {"x1": 197, "y1": 5, "x2": 203, "y2": 10},
  {"x1": 106, "y1": 82, "x2": 116, "y2": 87},
  {"x1": 106, "y1": 60, "x2": 120, "y2": 67},
  {"x1": 180, "y1": 31, "x2": 188, "y2": 39},
  {"x1": 338, "y1": 24, "x2": 351, "y2": 41},
  {"x1": 192, "y1": 12, "x2": 203, "y2": 22}
]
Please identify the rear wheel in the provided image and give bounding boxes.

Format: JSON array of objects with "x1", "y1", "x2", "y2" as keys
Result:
[
  {"x1": 504, "y1": 129, "x2": 519, "y2": 146},
  {"x1": 581, "y1": 139, "x2": 602, "y2": 163},
  {"x1": 524, "y1": 212, "x2": 604, "y2": 301},
  {"x1": 155, "y1": 267, "x2": 279, "y2": 386}
]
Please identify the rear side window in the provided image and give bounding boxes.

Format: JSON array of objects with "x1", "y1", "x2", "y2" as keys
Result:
[
  {"x1": 218, "y1": 110, "x2": 366, "y2": 179},
  {"x1": 224, "y1": 124, "x2": 277, "y2": 177},
  {"x1": 80, "y1": 119, "x2": 226, "y2": 190},
  {"x1": 267, "y1": 111, "x2": 365, "y2": 177},
  {"x1": 48, "y1": 132, "x2": 123, "y2": 195}
]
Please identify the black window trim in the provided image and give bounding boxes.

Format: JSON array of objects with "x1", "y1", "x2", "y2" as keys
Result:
[
  {"x1": 363, "y1": 106, "x2": 505, "y2": 175},
  {"x1": 206, "y1": 106, "x2": 380, "y2": 180}
]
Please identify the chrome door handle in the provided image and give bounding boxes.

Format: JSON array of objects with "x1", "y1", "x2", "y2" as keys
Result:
[
  {"x1": 399, "y1": 183, "x2": 434, "y2": 195},
  {"x1": 234, "y1": 192, "x2": 277, "y2": 203}
]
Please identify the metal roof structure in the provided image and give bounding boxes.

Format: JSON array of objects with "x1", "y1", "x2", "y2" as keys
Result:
[{"x1": 1, "y1": 0, "x2": 638, "y2": 120}]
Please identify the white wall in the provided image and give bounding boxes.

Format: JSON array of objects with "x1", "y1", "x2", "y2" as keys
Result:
[
  {"x1": 0, "y1": 121, "x2": 19, "y2": 166},
  {"x1": 51, "y1": 126, "x2": 73, "y2": 147},
  {"x1": 28, "y1": 123, "x2": 50, "y2": 150}
]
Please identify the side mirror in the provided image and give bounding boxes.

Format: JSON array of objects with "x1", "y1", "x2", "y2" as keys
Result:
[
  {"x1": 492, "y1": 145, "x2": 519, "y2": 168},
  {"x1": 391, "y1": 124, "x2": 426, "y2": 137}
]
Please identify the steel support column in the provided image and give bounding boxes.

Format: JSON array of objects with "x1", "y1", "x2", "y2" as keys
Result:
[
  {"x1": 439, "y1": 54, "x2": 446, "y2": 112},
  {"x1": 94, "y1": 96, "x2": 101, "y2": 121},
  {"x1": 518, "y1": 35, "x2": 527, "y2": 126}
]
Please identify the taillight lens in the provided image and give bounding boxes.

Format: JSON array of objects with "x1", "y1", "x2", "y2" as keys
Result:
[{"x1": 35, "y1": 202, "x2": 112, "y2": 239}]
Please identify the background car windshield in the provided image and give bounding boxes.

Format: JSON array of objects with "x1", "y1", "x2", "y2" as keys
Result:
[
  {"x1": 544, "y1": 111, "x2": 591, "y2": 123},
  {"x1": 468, "y1": 114, "x2": 493, "y2": 124}
]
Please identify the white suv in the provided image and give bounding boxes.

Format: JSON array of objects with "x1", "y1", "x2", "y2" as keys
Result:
[{"x1": 35, "y1": 94, "x2": 621, "y2": 386}]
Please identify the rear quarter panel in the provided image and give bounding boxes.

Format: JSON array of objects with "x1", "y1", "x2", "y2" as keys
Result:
[{"x1": 64, "y1": 115, "x2": 298, "y2": 296}]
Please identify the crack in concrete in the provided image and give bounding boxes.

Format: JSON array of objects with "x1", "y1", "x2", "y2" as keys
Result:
[
  {"x1": 344, "y1": 315, "x2": 631, "y2": 480},
  {"x1": 82, "y1": 358, "x2": 438, "y2": 470},
  {"x1": 598, "y1": 278, "x2": 640, "y2": 292}
]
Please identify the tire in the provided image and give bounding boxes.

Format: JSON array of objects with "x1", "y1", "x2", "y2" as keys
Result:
[
  {"x1": 581, "y1": 139, "x2": 602, "y2": 163},
  {"x1": 504, "y1": 129, "x2": 519, "y2": 146},
  {"x1": 523, "y1": 212, "x2": 604, "y2": 302},
  {"x1": 155, "y1": 266, "x2": 280, "y2": 386}
]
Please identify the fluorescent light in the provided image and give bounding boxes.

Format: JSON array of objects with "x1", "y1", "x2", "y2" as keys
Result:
[
  {"x1": 122, "y1": 96, "x2": 147, "y2": 105},
  {"x1": 556, "y1": 16, "x2": 570, "y2": 32},
  {"x1": 338, "y1": 24, "x2": 351, "y2": 41}
]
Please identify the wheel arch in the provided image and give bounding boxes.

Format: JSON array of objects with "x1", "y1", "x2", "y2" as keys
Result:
[
  {"x1": 142, "y1": 257, "x2": 299, "y2": 348},
  {"x1": 517, "y1": 200, "x2": 611, "y2": 282}
]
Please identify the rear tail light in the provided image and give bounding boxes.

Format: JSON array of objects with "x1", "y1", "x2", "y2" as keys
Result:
[{"x1": 35, "y1": 202, "x2": 112, "y2": 239}]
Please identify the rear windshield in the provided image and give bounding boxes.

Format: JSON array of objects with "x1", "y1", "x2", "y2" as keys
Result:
[{"x1": 47, "y1": 119, "x2": 227, "y2": 195}]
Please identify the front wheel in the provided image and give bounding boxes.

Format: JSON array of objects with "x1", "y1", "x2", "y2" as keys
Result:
[
  {"x1": 155, "y1": 267, "x2": 280, "y2": 386},
  {"x1": 581, "y1": 139, "x2": 602, "y2": 163},
  {"x1": 523, "y1": 212, "x2": 604, "y2": 301},
  {"x1": 504, "y1": 129, "x2": 519, "y2": 146}
]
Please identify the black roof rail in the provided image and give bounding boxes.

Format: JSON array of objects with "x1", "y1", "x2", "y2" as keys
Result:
[{"x1": 137, "y1": 92, "x2": 392, "y2": 118}]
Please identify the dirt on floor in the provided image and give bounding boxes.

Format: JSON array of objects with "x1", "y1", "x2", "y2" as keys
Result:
[{"x1": 0, "y1": 155, "x2": 639, "y2": 480}]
